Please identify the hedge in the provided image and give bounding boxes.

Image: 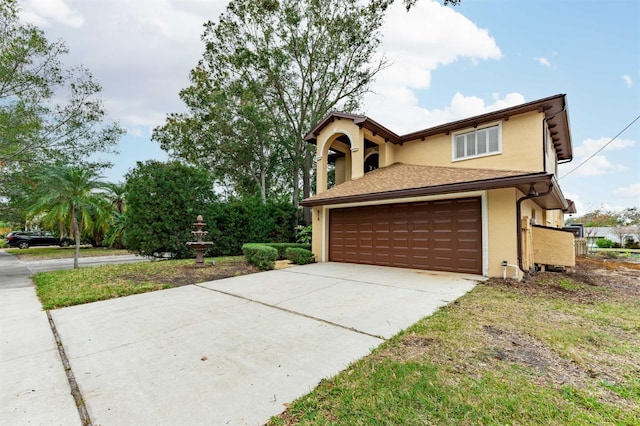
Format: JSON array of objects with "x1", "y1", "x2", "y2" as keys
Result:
[
  {"x1": 242, "y1": 243, "x2": 278, "y2": 271},
  {"x1": 285, "y1": 247, "x2": 315, "y2": 265},
  {"x1": 262, "y1": 243, "x2": 312, "y2": 260},
  {"x1": 206, "y1": 198, "x2": 297, "y2": 256}
]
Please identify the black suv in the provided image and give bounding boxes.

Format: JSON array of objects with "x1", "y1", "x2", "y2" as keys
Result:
[{"x1": 5, "y1": 231, "x2": 73, "y2": 249}]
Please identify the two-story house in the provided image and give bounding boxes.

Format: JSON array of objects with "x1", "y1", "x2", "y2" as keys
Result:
[{"x1": 301, "y1": 94, "x2": 576, "y2": 278}]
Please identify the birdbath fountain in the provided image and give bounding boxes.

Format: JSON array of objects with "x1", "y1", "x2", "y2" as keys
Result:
[{"x1": 186, "y1": 215, "x2": 213, "y2": 268}]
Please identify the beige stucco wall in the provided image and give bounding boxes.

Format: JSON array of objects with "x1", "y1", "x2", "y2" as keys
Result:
[
  {"x1": 308, "y1": 109, "x2": 568, "y2": 278},
  {"x1": 486, "y1": 188, "x2": 518, "y2": 277},
  {"x1": 311, "y1": 206, "x2": 324, "y2": 261},
  {"x1": 392, "y1": 111, "x2": 544, "y2": 172},
  {"x1": 531, "y1": 226, "x2": 575, "y2": 267},
  {"x1": 316, "y1": 118, "x2": 364, "y2": 193}
]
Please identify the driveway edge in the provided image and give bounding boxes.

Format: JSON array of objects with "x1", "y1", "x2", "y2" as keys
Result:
[{"x1": 47, "y1": 311, "x2": 92, "y2": 426}]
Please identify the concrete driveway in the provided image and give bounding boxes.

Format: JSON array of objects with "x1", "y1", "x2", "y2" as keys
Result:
[{"x1": 49, "y1": 262, "x2": 480, "y2": 425}]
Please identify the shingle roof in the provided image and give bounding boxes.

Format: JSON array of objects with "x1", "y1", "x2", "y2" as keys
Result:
[{"x1": 301, "y1": 163, "x2": 557, "y2": 207}]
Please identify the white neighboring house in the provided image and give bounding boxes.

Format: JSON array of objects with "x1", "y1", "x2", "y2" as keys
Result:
[{"x1": 584, "y1": 226, "x2": 639, "y2": 248}]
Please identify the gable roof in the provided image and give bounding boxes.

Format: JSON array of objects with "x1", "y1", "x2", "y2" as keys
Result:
[
  {"x1": 304, "y1": 94, "x2": 572, "y2": 161},
  {"x1": 301, "y1": 163, "x2": 569, "y2": 210}
]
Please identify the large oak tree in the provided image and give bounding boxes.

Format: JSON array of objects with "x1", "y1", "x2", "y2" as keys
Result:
[
  {"x1": 154, "y1": 0, "x2": 461, "y2": 218},
  {"x1": 154, "y1": 0, "x2": 393, "y2": 217}
]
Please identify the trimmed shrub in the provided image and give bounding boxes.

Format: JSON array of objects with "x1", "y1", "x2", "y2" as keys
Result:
[
  {"x1": 285, "y1": 247, "x2": 315, "y2": 265},
  {"x1": 264, "y1": 243, "x2": 312, "y2": 259},
  {"x1": 242, "y1": 243, "x2": 278, "y2": 271}
]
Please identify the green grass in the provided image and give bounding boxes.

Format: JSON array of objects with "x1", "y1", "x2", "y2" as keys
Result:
[
  {"x1": 6, "y1": 246, "x2": 129, "y2": 259},
  {"x1": 33, "y1": 256, "x2": 251, "y2": 310},
  {"x1": 271, "y1": 261, "x2": 640, "y2": 425}
]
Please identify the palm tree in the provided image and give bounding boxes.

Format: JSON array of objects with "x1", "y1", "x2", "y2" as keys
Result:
[
  {"x1": 103, "y1": 182, "x2": 127, "y2": 248},
  {"x1": 27, "y1": 164, "x2": 110, "y2": 268}
]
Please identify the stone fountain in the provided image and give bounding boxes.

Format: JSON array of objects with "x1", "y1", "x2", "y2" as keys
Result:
[{"x1": 186, "y1": 215, "x2": 213, "y2": 268}]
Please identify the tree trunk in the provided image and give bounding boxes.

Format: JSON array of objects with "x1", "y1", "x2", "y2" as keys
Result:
[
  {"x1": 302, "y1": 151, "x2": 313, "y2": 224},
  {"x1": 260, "y1": 169, "x2": 266, "y2": 205},
  {"x1": 72, "y1": 208, "x2": 81, "y2": 269},
  {"x1": 292, "y1": 166, "x2": 300, "y2": 222}
]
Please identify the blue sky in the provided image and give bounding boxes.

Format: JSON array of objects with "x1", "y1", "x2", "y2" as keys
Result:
[{"x1": 20, "y1": 0, "x2": 640, "y2": 215}]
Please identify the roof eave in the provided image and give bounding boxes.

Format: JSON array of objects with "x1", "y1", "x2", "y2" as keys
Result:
[
  {"x1": 304, "y1": 112, "x2": 401, "y2": 144},
  {"x1": 399, "y1": 94, "x2": 567, "y2": 144},
  {"x1": 301, "y1": 172, "x2": 554, "y2": 207}
]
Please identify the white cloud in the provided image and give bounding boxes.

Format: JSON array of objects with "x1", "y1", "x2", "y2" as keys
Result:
[
  {"x1": 21, "y1": 0, "x2": 84, "y2": 28},
  {"x1": 366, "y1": 91, "x2": 525, "y2": 134},
  {"x1": 359, "y1": 0, "x2": 506, "y2": 133},
  {"x1": 613, "y1": 183, "x2": 640, "y2": 199},
  {"x1": 561, "y1": 155, "x2": 626, "y2": 177},
  {"x1": 18, "y1": 0, "x2": 228, "y2": 129},
  {"x1": 18, "y1": 0, "x2": 504, "y2": 135},
  {"x1": 535, "y1": 57, "x2": 551, "y2": 67},
  {"x1": 622, "y1": 74, "x2": 633, "y2": 88},
  {"x1": 573, "y1": 137, "x2": 636, "y2": 158},
  {"x1": 559, "y1": 137, "x2": 636, "y2": 178},
  {"x1": 376, "y1": 0, "x2": 501, "y2": 90}
]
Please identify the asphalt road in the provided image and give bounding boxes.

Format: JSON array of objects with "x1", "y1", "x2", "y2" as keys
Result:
[
  {"x1": 0, "y1": 251, "x2": 34, "y2": 289},
  {"x1": 0, "y1": 251, "x2": 149, "y2": 288}
]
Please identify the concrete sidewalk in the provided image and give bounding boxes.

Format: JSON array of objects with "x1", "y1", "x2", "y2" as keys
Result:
[
  {"x1": 0, "y1": 252, "x2": 79, "y2": 425},
  {"x1": 50, "y1": 263, "x2": 480, "y2": 425}
]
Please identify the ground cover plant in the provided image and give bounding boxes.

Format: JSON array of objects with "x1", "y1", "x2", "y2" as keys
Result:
[
  {"x1": 34, "y1": 256, "x2": 257, "y2": 310},
  {"x1": 271, "y1": 257, "x2": 640, "y2": 425}
]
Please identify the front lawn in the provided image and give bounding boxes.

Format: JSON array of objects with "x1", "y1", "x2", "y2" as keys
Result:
[
  {"x1": 271, "y1": 257, "x2": 640, "y2": 425},
  {"x1": 6, "y1": 246, "x2": 129, "y2": 260},
  {"x1": 33, "y1": 256, "x2": 256, "y2": 310}
]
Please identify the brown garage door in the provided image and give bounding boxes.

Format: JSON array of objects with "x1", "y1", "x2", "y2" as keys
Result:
[{"x1": 329, "y1": 197, "x2": 482, "y2": 274}]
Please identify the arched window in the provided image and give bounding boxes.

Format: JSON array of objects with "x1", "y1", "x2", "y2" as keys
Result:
[{"x1": 364, "y1": 152, "x2": 379, "y2": 173}]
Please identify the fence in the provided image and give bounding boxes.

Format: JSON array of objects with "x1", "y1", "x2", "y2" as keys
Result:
[{"x1": 575, "y1": 238, "x2": 587, "y2": 257}]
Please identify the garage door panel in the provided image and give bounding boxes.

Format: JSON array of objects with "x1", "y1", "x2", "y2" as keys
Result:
[{"x1": 329, "y1": 198, "x2": 482, "y2": 274}]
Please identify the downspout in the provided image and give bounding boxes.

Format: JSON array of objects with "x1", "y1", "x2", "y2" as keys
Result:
[{"x1": 516, "y1": 182, "x2": 554, "y2": 275}]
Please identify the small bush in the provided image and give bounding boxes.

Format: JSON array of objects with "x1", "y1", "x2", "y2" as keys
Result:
[
  {"x1": 285, "y1": 247, "x2": 315, "y2": 265},
  {"x1": 242, "y1": 243, "x2": 277, "y2": 271},
  {"x1": 263, "y1": 242, "x2": 312, "y2": 259},
  {"x1": 295, "y1": 224, "x2": 312, "y2": 244},
  {"x1": 595, "y1": 238, "x2": 614, "y2": 248}
]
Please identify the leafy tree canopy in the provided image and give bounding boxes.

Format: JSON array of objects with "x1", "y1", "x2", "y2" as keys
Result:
[
  {"x1": 0, "y1": 0, "x2": 124, "y2": 168},
  {"x1": 567, "y1": 207, "x2": 640, "y2": 227}
]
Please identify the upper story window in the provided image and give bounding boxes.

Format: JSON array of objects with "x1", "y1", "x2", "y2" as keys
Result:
[{"x1": 452, "y1": 123, "x2": 501, "y2": 161}]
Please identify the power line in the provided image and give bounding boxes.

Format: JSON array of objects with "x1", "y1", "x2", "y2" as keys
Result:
[{"x1": 559, "y1": 114, "x2": 640, "y2": 180}]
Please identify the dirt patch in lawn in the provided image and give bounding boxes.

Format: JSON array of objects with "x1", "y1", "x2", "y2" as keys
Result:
[
  {"x1": 373, "y1": 256, "x2": 640, "y2": 410},
  {"x1": 492, "y1": 256, "x2": 640, "y2": 303},
  {"x1": 120, "y1": 259, "x2": 259, "y2": 287}
]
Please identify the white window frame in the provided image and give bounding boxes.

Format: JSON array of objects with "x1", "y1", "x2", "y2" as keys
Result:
[{"x1": 451, "y1": 122, "x2": 502, "y2": 162}]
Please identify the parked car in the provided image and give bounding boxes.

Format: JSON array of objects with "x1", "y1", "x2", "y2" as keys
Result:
[{"x1": 4, "y1": 231, "x2": 73, "y2": 249}]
